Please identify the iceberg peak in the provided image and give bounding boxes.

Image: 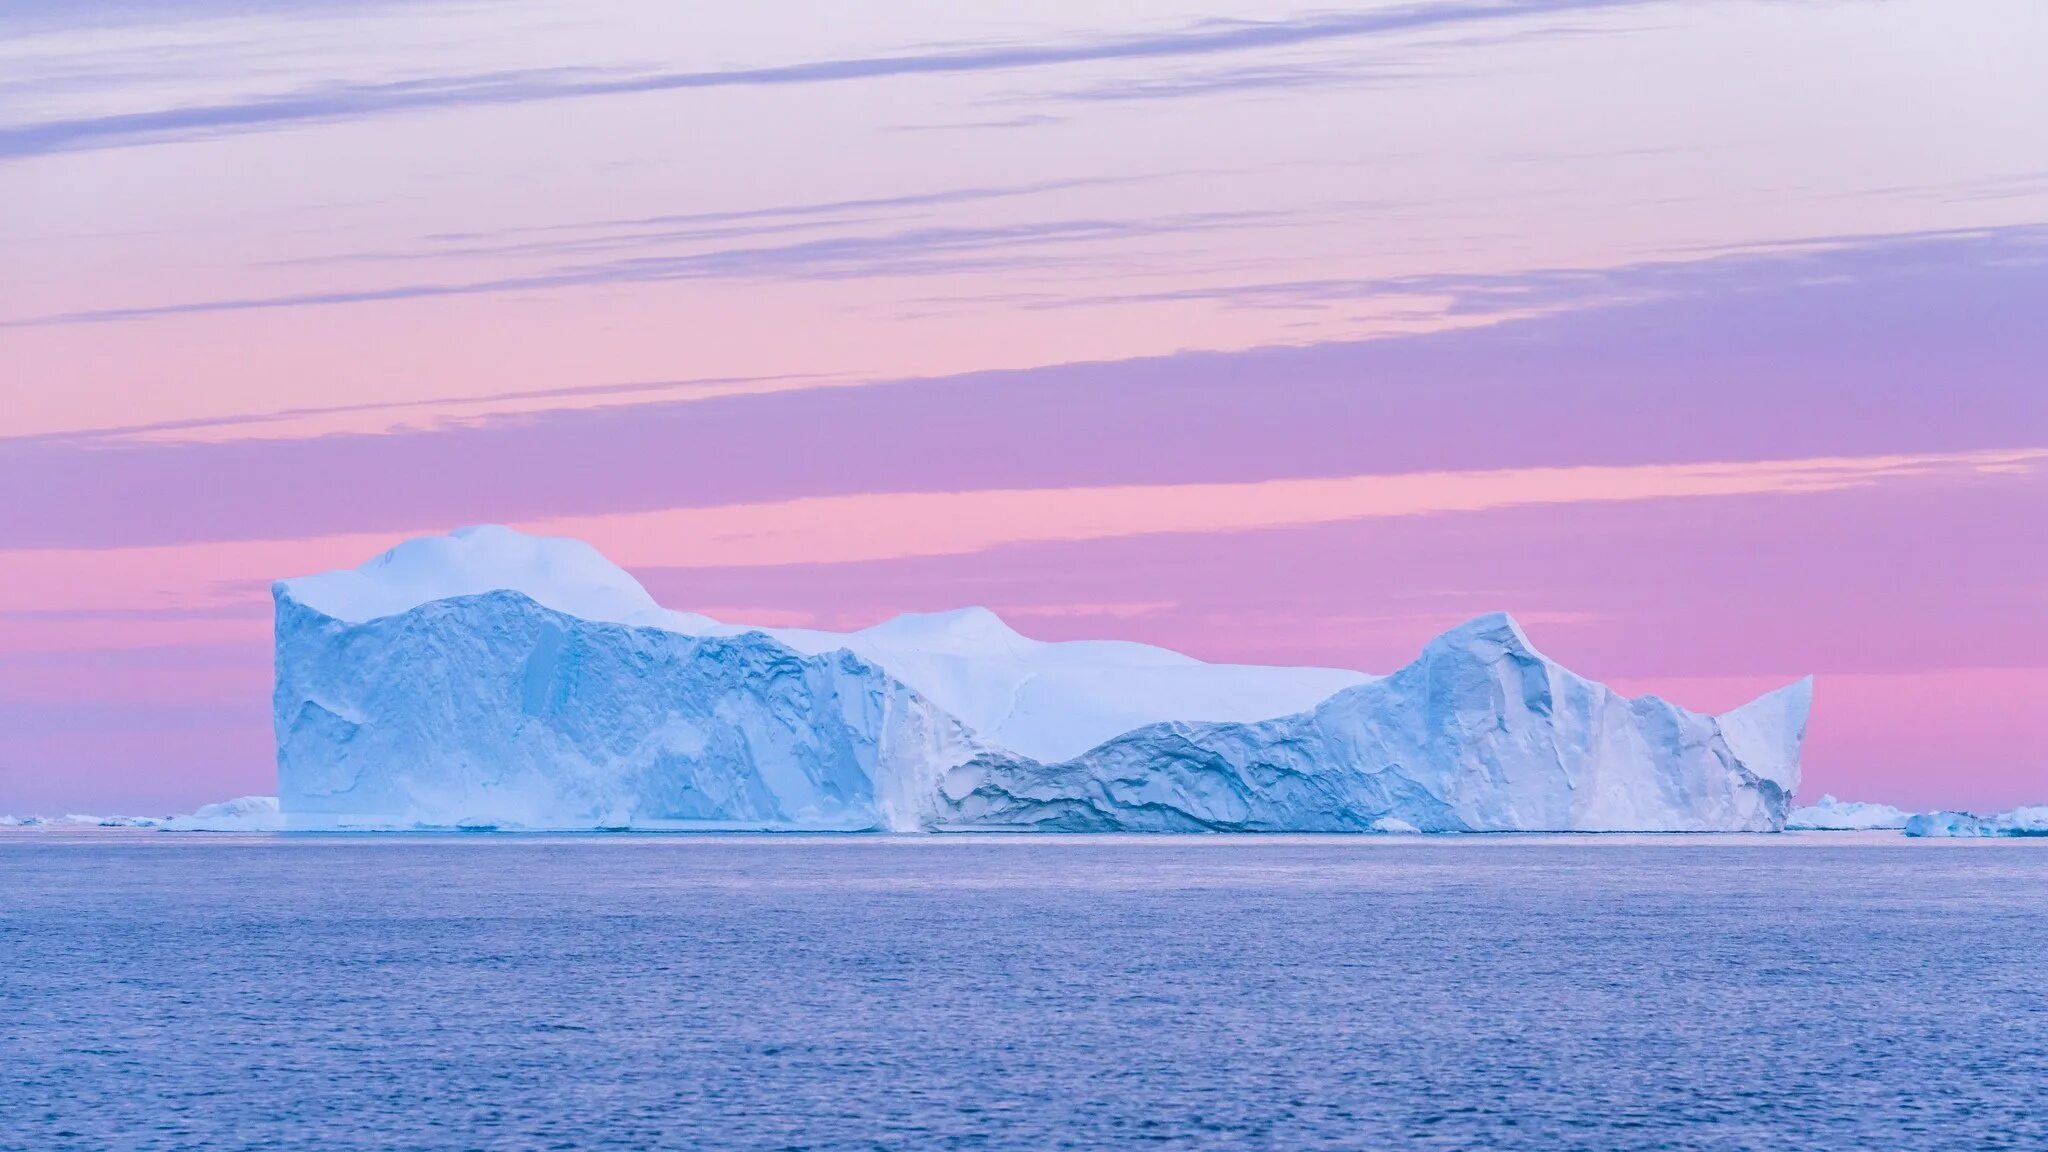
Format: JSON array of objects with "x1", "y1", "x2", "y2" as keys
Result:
[
  {"x1": 1715, "y1": 676, "x2": 1812, "y2": 792},
  {"x1": 858, "y1": 606, "x2": 1031, "y2": 655},
  {"x1": 1425, "y1": 612, "x2": 1542, "y2": 661}
]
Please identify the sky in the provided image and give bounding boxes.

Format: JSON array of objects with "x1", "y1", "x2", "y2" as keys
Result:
[{"x1": 2, "y1": 0, "x2": 2045, "y2": 815}]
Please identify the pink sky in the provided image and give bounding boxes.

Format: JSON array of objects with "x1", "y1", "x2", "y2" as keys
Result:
[{"x1": 2, "y1": 0, "x2": 2045, "y2": 814}]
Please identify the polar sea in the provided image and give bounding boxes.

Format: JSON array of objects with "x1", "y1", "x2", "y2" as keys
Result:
[{"x1": 4, "y1": 832, "x2": 2044, "y2": 1151}]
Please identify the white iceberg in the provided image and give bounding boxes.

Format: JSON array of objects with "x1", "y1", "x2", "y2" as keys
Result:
[
  {"x1": 163, "y1": 795, "x2": 284, "y2": 832},
  {"x1": 1786, "y1": 794, "x2": 1911, "y2": 831},
  {"x1": 1903, "y1": 806, "x2": 2048, "y2": 838},
  {"x1": 273, "y1": 526, "x2": 1813, "y2": 833}
]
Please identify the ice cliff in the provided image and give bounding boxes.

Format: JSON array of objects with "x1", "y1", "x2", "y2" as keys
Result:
[{"x1": 273, "y1": 527, "x2": 1813, "y2": 832}]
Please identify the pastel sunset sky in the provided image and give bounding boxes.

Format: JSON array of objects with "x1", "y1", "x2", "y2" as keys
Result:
[{"x1": 3, "y1": 0, "x2": 2044, "y2": 814}]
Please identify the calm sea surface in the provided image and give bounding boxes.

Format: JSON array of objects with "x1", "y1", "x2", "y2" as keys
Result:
[{"x1": 3, "y1": 833, "x2": 2044, "y2": 1151}]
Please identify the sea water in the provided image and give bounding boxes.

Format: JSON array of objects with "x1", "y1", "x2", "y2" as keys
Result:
[{"x1": 3, "y1": 833, "x2": 2044, "y2": 1150}]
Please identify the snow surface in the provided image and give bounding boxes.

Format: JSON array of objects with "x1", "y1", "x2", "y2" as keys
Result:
[
  {"x1": 1903, "y1": 806, "x2": 2048, "y2": 838},
  {"x1": 273, "y1": 527, "x2": 1814, "y2": 833},
  {"x1": 769, "y1": 608, "x2": 1369, "y2": 763},
  {"x1": 1786, "y1": 794, "x2": 1911, "y2": 831},
  {"x1": 280, "y1": 525, "x2": 718, "y2": 633},
  {"x1": 936, "y1": 614, "x2": 1810, "y2": 832},
  {"x1": 163, "y1": 796, "x2": 283, "y2": 832}
]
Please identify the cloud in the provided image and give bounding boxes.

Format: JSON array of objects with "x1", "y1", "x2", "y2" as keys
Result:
[
  {"x1": 976, "y1": 222, "x2": 2048, "y2": 316},
  {"x1": 1014, "y1": 60, "x2": 1420, "y2": 104},
  {"x1": 0, "y1": 211, "x2": 1270, "y2": 327},
  {"x1": 0, "y1": 0, "x2": 1648, "y2": 158},
  {"x1": 284, "y1": 174, "x2": 1155, "y2": 267},
  {"x1": 516, "y1": 449, "x2": 2047, "y2": 568},
  {"x1": 6, "y1": 220, "x2": 2045, "y2": 552},
  {"x1": 2, "y1": 449, "x2": 2037, "y2": 617},
  {"x1": 15, "y1": 371, "x2": 848, "y2": 447}
]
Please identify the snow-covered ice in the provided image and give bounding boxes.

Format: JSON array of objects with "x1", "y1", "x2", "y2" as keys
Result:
[
  {"x1": 1786, "y1": 794, "x2": 1912, "y2": 831},
  {"x1": 273, "y1": 527, "x2": 1815, "y2": 833},
  {"x1": 1903, "y1": 806, "x2": 2048, "y2": 838}
]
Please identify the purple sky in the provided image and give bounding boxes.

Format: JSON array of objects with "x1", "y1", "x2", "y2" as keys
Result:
[{"x1": 2, "y1": 0, "x2": 2045, "y2": 814}]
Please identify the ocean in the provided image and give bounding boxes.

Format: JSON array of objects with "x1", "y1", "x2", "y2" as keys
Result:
[{"x1": 3, "y1": 832, "x2": 2044, "y2": 1150}]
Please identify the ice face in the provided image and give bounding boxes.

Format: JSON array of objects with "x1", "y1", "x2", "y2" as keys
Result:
[
  {"x1": 273, "y1": 529, "x2": 1814, "y2": 833},
  {"x1": 1786, "y1": 794, "x2": 1912, "y2": 831},
  {"x1": 274, "y1": 589, "x2": 981, "y2": 831}
]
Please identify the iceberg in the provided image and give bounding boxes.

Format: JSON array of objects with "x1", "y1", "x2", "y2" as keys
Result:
[
  {"x1": 1903, "y1": 806, "x2": 2048, "y2": 838},
  {"x1": 163, "y1": 795, "x2": 284, "y2": 832},
  {"x1": 273, "y1": 526, "x2": 1813, "y2": 833},
  {"x1": 1786, "y1": 794, "x2": 1911, "y2": 831}
]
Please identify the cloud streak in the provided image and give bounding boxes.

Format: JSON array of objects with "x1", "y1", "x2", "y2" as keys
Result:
[
  {"x1": 2, "y1": 213, "x2": 1266, "y2": 327},
  {"x1": 2, "y1": 448, "x2": 2036, "y2": 618},
  {"x1": 523, "y1": 449, "x2": 2047, "y2": 569},
  {"x1": 287, "y1": 174, "x2": 1158, "y2": 267},
  {"x1": 6, "y1": 221, "x2": 2043, "y2": 550},
  {"x1": 0, "y1": 0, "x2": 1647, "y2": 158},
  {"x1": 975, "y1": 222, "x2": 2048, "y2": 316}
]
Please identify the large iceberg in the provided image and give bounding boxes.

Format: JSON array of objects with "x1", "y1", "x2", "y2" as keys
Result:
[
  {"x1": 1786, "y1": 794, "x2": 1912, "y2": 831},
  {"x1": 273, "y1": 526, "x2": 1813, "y2": 832},
  {"x1": 1903, "y1": 807, "x2": 2048, "y2": 838}
]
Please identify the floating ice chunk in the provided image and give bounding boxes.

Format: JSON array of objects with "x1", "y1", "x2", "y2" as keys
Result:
[
  {"x1": 164, "y1": 795, "x2": 284, "y2": 832},
  {"x1": 1786, "y1": 794, "x2": 1911, "y2": 831},
  {"x1": 1903, "y1": 806, "x2": 2048, "y2": 838}
]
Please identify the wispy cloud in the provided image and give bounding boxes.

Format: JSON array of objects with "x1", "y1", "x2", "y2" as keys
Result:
[
  {"x1": 16, "y1": 372, "x2": 849, "y2": 447},
  {"x1": 0, "y1": 0, "x2": 1650, "y2": 158},
  {"x1": 286, "y1": 174, "x2": 1155, "y2": 267},
  {"x1": 9, "y1": 221, "x2": 2039, "y2": 553},
  {"x1": 964, "y1": 223, "x2": 2048, "y2": 317},
  {"x1": 0, "y1": 211, "x2": 1271, "y2": 327},
  {"x1": 3, "y1": 451, "x2": 2035, "y2": 599},
  {"x1": 1020, "y1": 60, "x2": 1418, "y2": 104},
  {"x1": 515, "y1": 449, "x2": 2048, "y2": 568}
]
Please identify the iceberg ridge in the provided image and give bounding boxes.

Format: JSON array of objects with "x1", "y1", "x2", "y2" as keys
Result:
[{"x1": 936, "y1": 613, "x2": 1809, "y2": 833}]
